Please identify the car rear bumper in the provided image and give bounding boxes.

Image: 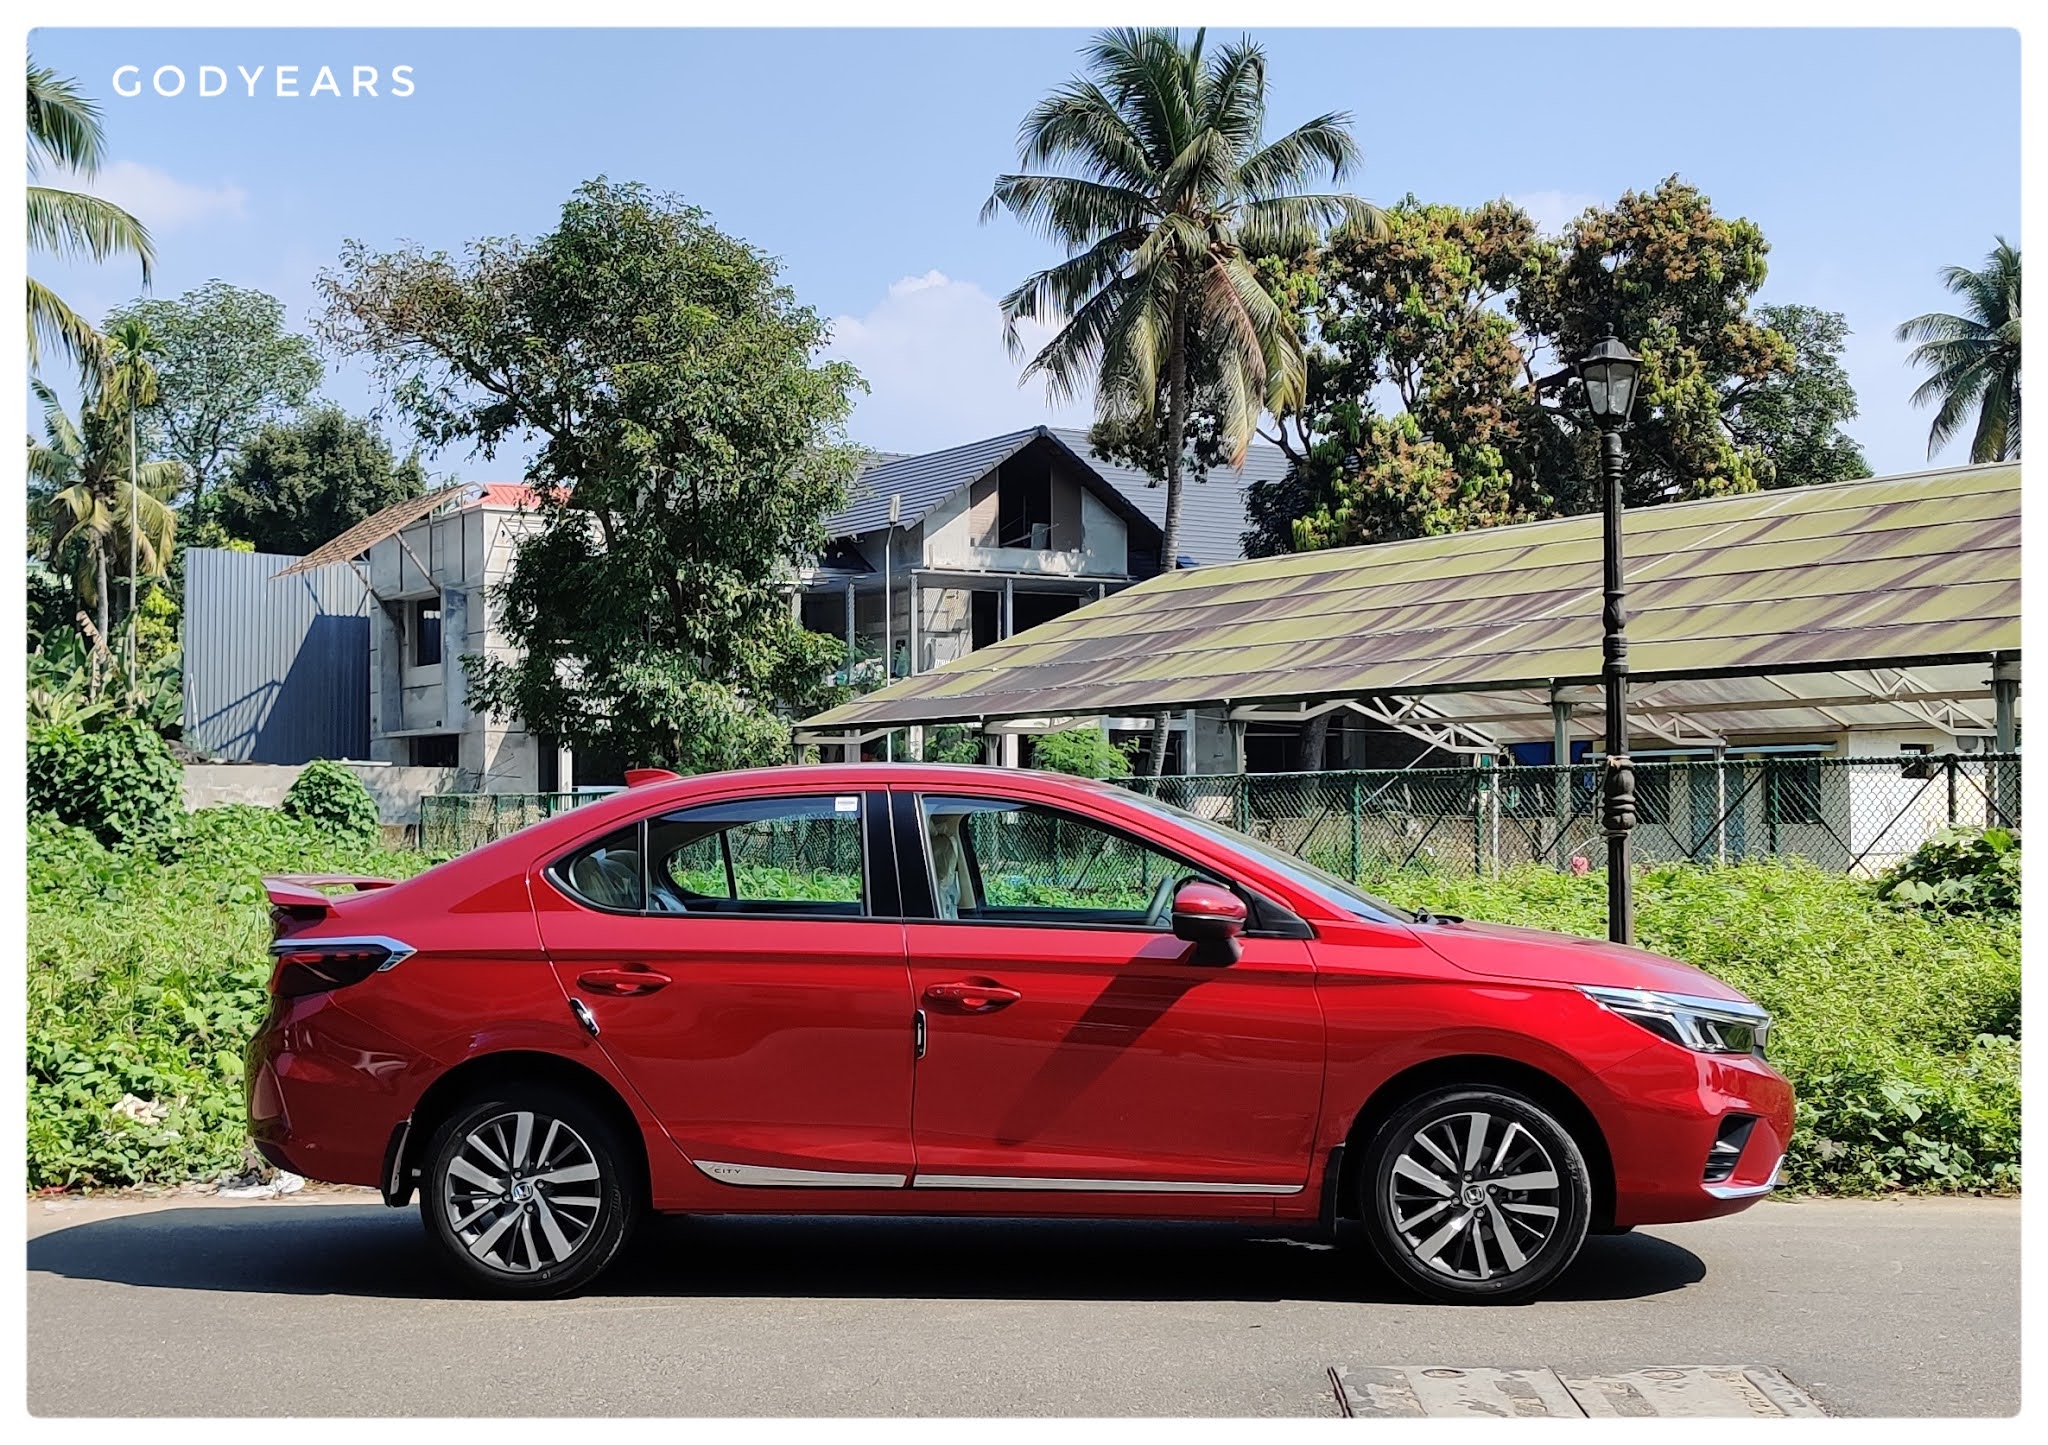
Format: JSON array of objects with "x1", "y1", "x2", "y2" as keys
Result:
[
  {"x1": 246, "y1": 995, "x2": 423, "y2": 1189},
  {"x1": 1596, "y1": 1043, "x2": 1796, "y2": 1227}
]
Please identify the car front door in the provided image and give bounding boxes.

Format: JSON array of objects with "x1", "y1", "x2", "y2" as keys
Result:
[
  {"x1": 896, "y1": 789, "x2": 1323, "y2": 1197},
  {"x1": 533, "y1": 788, "x2": 916, "y2": 1188}
]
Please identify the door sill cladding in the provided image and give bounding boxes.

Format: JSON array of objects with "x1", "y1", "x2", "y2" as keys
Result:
[
  {"x1": 694, "y1": 1159, "x2": 910, "y2": 1189},
  {"x1": 911, "y1": 1174, "x2": 1303, "y2": 1194}
]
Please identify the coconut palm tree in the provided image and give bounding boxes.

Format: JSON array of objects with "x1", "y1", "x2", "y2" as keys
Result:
[
  {"x1": 104, "y1": 317, "x2": 166, "y2": 660},
  {"x1": 1896, "y1": 238, "x2": 2021, "y2": 463},
  {"x1": 28, "y1": 378, "x2": 180, "y2": 642},
  {"x1": 985, "y1": 26, "x2": 1377, "y2": 773},
  {"x1": 27, "y1": 58, "x2": 155, "y2": 375}
]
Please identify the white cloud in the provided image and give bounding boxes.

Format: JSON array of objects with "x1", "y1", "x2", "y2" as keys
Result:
[
  {"x1": 1507, "y1": 189, "x2": 1603, "y2": 237},
  {"x1": 53, "y1": 160, "x2": 249, "y2": 232},
  {"x1": 826, "y1": 270, "x2": 1094, "y2": 452}
]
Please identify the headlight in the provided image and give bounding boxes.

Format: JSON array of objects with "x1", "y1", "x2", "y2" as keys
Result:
[{"x1": 1582, "y1": 985, "x2": 1770, "y2": 1055}]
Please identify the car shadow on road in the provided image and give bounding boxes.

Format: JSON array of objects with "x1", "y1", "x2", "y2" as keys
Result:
[{"x1": 28, "y1": 1205, "x2": 1705, "y2": 1305}]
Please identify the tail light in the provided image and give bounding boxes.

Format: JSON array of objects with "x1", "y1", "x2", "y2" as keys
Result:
[{"x1": 269, "y1": 937, "x2": 415, "y2": 998}]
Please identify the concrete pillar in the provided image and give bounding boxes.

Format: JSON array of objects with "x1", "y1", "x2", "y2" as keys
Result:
[
  {"x1": 441, "y1": 587, "x2": 470, "y2": 736},
  {"x1": 1991, "y1": 651, "x2": 2019, "y2": 825}
]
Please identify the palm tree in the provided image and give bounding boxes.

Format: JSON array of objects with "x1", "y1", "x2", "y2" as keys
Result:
[
  {"x1": 27, "y1": 58, "x2": 155, "y2": 375},
  {"x1": 28, "y1": 378, "x2": 180, "y2": 642},
  {"x1": 985, "y1": 27, "x2": 1377, "y2": 773},
  {"x1": 1896, "y1": 238, "x2": 2021, "y2": 463},
  {"x1": 104, "y1": 317, "x2": 166, "y2": 661}
]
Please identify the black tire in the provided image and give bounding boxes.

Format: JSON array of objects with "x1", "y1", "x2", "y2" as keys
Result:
[
  {"x1": 419, "y1": 1083, "x2": 640, "y2": 1297},
  {"x1": 1360, "y1": 1085, "x2": 1592, "y2": 1305}
]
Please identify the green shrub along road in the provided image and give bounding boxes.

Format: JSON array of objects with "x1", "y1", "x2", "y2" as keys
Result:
[{"x1": 26, "y1": 809, "x2": 2019, "y2": 1195}]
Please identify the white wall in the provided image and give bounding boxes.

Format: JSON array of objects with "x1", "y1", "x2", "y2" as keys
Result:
[{"x1": 183, "y1": 762, "x2": 458, "y2": 825}]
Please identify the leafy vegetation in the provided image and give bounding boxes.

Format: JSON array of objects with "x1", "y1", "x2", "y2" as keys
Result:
[
  {"x1": 215, "y1": 406, "x2": 426, "y2": 555},
  {"x1": 1030, "y1": 726, "x2": 1136, "y2": 779},
  {"x1": 1365, "y1": 859, "x2": 2020, "y2": 1195},
  {"x1": 318, "y1": 179, "x2": 864, "y2": 773},
  {"x1": 27, "y1": 810, "x2": 435, "y2": 1189},
  {"x1": 28, "y1": 717, "x2": 184, "y2": 851},
  {"x1": 1896, "y1": 238, "x2": 2021, "y2": 462},
  {"x1": 1877, "y1": 826, "x2": 2020, "y2": 915},
  {"x1": 280, "y1": 761, "x2": 383, "y2": 846},
  {"x1": 103, "y1": 280, "x2": 325, "y2": 505},
  {"x1": 27, "y1": 56, "x2": 153, "y2": 375}
]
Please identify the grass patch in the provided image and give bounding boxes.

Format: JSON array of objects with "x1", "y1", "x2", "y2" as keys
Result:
[
  {"x1": 1364, "y1": 859, "x2": 2020, "y2": 1195},
  {"x1": 27, "y1": 808, "x2": 433, "y2": 1189}
]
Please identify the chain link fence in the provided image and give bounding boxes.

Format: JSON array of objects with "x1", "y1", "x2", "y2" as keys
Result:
[
  {"x1": 419, "y1": 790, "x2": 613, "y2": 855},
  {"x1": 1126, "y1": 753, "x2": 2020, "y2": 880},
  {"x1": 415, "y1": 754, "x2": 2017, "y2": 879}
]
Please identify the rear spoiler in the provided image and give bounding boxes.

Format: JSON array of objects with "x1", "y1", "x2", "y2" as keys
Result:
[{"x1": 263, "y1": 874, "x2": 401, "y2": 925}]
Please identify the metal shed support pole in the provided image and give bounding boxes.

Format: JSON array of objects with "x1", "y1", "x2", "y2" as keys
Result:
[
  {"x1": 1992, "y1": 651, "x2": 2019, "y2": 825},
  {"x1": 1003, "y1": 577, "x2": 1014, "y2": 639},
  {"x1": 1550, "y1": 684, "x2": 1572, "y2": 866}
]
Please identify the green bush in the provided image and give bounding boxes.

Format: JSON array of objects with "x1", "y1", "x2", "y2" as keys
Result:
[
  {"x1": 1877, "y1": 826, "x2": 2020, "y2": 914},
  {"x1": 281, "y1": 760, "x2": 382, "y2": 844},
  {"x1": 1031, "y1": 726, "x2": 1135, "y2": 779},
  {"x1": 27, "y1": 807, "x2": 434, "y2": 1188},
  {"x1": 1366, "y1": 859, "x2": 2020, "y2": 1195},
  {"x1": 27, "y1": 716, "x2": 184, "y2": 850}
]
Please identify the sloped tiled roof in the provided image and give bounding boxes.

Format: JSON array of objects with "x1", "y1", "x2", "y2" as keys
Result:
[
  {"x1": 1048, "y1": 427, "x2": 1290, "y2": 567},
  {"x1": 802, "y1": 462, "x2": 2021, "y2": 740},
  {"x1": 826, "y1": 426, "x2": 1162, "y2": 545}
]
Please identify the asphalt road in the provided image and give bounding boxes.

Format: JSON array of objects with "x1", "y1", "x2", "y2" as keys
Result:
[{"x1": 26, "y1": 1192, "x2": 2018, "y2": 1417}]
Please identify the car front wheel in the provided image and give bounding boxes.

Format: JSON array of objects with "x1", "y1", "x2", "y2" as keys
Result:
[
  {"x1": 1361, "y1": 1084, "x2": 1592, "y2": 1305},
  {"x1": 420, "y1": 1084, "x2": 639, "y2": 1297}
]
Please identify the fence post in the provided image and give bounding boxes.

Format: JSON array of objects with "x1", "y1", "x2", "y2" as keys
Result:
[
  {"x1": 1765, "y1": 761, "x2": 1780, "y2": 856},
  {"x1": 1350, "y1": 775, "x2": 1362, "y2": 881},
  {"x1": 1235, "y1": 775, "x2": 1249, "y2": 832},
  {"x1": 1947, "y1": 754, "x2": 1959, "y2": 826},
  {"x1": 1550, "y1": 685, "x2": 1572, "y2": 868},
  {"x1": 1715, "y1": 748, "x2": 1728, "y2": 864}
]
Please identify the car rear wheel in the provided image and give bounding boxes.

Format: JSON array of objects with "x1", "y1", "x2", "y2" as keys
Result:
[
  {"x1": 420, "y1": 1085, "x2": 639, "y2": 1297},
  {"x1": 1360, "y1": 1085, "x2": 1592, "y2": 1305}
]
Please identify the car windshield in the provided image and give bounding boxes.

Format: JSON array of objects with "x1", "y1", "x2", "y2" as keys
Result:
[{"x1": 1116, "y1": 789, "x2": 1417, "y2": 925}]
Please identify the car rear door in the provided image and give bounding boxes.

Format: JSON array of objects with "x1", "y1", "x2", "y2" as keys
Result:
[
  {"x1": 533, "y1": 786, "x2": 916, "y2": 1188},
  {"x1": 894, "y1": 788, "x2": 1323, "y2": 1197}
]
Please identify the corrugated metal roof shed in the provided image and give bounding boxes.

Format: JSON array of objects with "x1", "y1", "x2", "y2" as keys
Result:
[
  {"x1": 800, "y1": 461, "x2": 2019, "y2": 743},
  {"x1": 184, "y1": 547, "x2": 370, "y2": 762}
]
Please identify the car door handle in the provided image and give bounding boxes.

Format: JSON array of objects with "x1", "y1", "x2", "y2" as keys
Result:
[
  {"x1": 924, "y1": 979, "x2": 1022, "y2": 1012},
  {"x1": 578, "y1": 967, "x2": 672, "y2": 996}
]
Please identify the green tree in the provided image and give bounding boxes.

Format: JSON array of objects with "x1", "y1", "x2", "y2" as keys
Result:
[
  {"x1": 1896, "y1": 238, "x2": 2021, "y2": 463},
  {"x1": 317, "y1": 179, "x2": 864, "y2": 772},
  {"x1": 103, "y1": 317, "x2": 166, "y2": 661},
  {"x1": 215, "y1": 408, "x2": 427, "y2": 556},
  {"x1": 104, "y1": 282, "x2": 325, "y2": 505},
  {"x1": 1250, "y1": 179, "x2": 1872, "y2": 557},
  {"x1": 28, "y1": 379, "x2": 180, "y2": 643},
  {"x1": 1738, "y1": 305, "x2": 1871, "y2": 487},
  {"x1": 986, "y1": 26, "x2": 1376, "y2": 772},
  {"x1": 26, "y1": 58, "x2": 153, "y2": 375}
]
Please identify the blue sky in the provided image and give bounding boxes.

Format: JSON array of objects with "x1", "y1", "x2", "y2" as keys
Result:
[{"x1": 28, "y1": 26, "x2": 2021, "y2": 483}]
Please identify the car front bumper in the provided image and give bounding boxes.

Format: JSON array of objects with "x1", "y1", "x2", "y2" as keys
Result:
[{"x1": 1596, "y1": 1043, "x2": 1796, "y2": 1227}]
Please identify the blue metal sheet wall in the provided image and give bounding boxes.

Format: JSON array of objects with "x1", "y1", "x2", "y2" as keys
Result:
[{"x1": 182, "y1": 547, "x2": 372, "y2": 762}]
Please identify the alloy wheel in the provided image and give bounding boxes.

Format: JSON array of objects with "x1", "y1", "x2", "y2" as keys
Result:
[
  {"x1": 1384, "y1": 1108, "x2": 1563, "y2": 1282},
  {"x1": 439, "y1": 1109, "x2": 604, "y2": 1275}
]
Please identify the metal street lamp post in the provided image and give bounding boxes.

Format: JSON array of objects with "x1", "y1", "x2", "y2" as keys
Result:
[{"x1": 1577, "y1": 335, "x2": 1644, "y2": 945}]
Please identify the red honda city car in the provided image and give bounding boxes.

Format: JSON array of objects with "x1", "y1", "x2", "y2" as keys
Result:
[{"x1": 248, "y1": 763, "x2": 1790, "y2": 1303}]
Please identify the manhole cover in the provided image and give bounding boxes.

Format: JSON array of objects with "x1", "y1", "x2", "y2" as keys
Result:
[{"x1": 1331, "y1": 1365, "x2": 1826, "y2": 1418}]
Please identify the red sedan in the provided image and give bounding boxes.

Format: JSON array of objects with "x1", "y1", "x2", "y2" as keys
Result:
[{"x1": 249, "y1": 763, "x2": 1791, "y2": 1303}]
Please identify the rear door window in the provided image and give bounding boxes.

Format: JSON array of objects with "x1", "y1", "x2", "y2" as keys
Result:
[{"x1": 645, "y1": 795, "x2": 867, "y2": 917}]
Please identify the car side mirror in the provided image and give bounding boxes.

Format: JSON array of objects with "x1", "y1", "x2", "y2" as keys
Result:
[{"x1": 1171, "y1": 881, "x2": 1247, "y2": 965}]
